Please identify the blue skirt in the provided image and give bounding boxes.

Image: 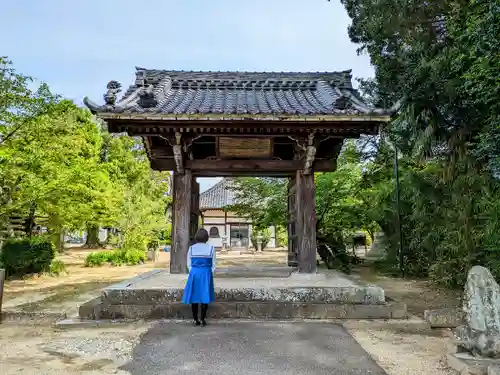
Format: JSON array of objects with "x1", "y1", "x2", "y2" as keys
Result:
[{"x1": 182, "y1": 257, "x2": 215, "y2": 304}]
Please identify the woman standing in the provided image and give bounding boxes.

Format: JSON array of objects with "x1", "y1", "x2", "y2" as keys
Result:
[{"x1": 182, "y1": 228, "x2": 216, "y2": 326}]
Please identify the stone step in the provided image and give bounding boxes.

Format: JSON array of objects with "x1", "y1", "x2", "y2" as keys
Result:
[
  {"x1": 79, "y1": 298, "x2": 407, "y2": 321},
  {"x1": 101, "y1": 286, "x2": 385, "y2": 305}
]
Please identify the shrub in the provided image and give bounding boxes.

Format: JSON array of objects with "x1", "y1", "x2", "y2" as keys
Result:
[
  {"x1": 49, "y1": 259, "x2": 67, "y2": 276},
  {"x1": 119, "y1": 249, "x2": 147, "y2": 265},
  {"x1": 276, "y1": 225, "x2": 288, "y2": 247},
  {"x1": 84, "y1": 249, "x2": 146, "y2": 267},
  {"x1": 0, "y1": 236, "x2": 55, "y2": 277},
  {"x1": 84, "y1": 251, "x2": 114, "y2": 267}
]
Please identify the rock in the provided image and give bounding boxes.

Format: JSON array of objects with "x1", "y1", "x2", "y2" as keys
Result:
[
  {"x1": 489, "y1": 365, "x2": 500, "y2": 375},
  {"x1": 454, "y1": 266, "x2": 500, "y2": 358},
  {"x1": 425, "y1": 308, "x2": 465, "y2": 328}
]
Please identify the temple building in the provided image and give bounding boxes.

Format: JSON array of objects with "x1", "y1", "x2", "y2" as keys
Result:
[
  {"x1": 84, "y1": 68, "x2": 395, "y2": 273},
  {"x1": 199, "y1": 178, "x2": 277, "y2": 250}
]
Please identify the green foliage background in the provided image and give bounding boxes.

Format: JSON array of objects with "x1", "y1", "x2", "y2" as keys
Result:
[
  {"x1": 0, "y1": 57, "x2": 170, "y2": 271},
  {"x1": 4, "y1": 0, "x2": 500, "y2": 288}
]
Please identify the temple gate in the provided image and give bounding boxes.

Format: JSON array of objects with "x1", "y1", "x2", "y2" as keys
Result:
[{"x1": 85, "y1": 68, "x2": 393, "y2": 274}]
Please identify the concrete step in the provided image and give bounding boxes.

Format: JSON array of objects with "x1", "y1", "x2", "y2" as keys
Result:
[
  {"x1": 79, "y1": 298, "x2": 407, "y2": 321},
  {"x1": 56, "y1": 316, "x2": 427, "y2": 331}
]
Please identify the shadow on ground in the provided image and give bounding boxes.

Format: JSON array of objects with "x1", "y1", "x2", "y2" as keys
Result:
[{"x1": 120, "y1": 321, "x2": 387, "y2": 375}]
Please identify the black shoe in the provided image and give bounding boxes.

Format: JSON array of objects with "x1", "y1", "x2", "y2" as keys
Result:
[
  {"x1": 201, "y1": 320, "x2": 207, "y2": 327},
  {"x1": 194, "y1": 320, "x2": 201, "y2": 326}
]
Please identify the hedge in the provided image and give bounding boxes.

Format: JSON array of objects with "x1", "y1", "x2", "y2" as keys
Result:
[{"x1": 0, "y1": 236, "x2": 55, "y2": 276}]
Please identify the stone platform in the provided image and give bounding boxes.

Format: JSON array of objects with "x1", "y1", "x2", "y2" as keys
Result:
[{"x1": 79, "y1": 266, "x2": 407, "y2": 321}]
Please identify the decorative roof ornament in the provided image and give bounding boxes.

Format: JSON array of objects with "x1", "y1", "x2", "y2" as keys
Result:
[
  {"x1": 333, "y1": 95, "x2": 352, "y2": 110},
  {"x1": 103, "y1": 80, "x2": 122, "y2": 106},
  {"x1": 138, "y1": 85, "x2": 158, "y2": 108},
  {"x1": 135, "y1": 68, "x2": 146, "y2": 86}
]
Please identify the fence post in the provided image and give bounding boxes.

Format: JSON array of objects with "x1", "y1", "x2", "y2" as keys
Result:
[{"x1": 0, "y1": 268, "x2": 5, "y2": 314}]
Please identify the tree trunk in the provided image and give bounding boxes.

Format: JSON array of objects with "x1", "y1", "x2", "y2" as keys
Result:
[
  {"x1": 51, "y1": 228, "x2": 65, "y2": 252},
  {"x1": 24, "y1": 202, "x2": 36, "y2": 237},
  {"x1": 84, "y1": 224, "x2": 102, "y2": 248}
]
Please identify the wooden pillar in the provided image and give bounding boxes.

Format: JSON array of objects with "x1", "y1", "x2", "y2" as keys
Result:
[
  {"x1": 287, "y1": 176, "x2": 298, "y2": 267},
  {"x1": 171, "y1": 170, "x2": 192, "y2": 274},
  {"x1": 0, "y1": 268, "x2": 4, "y2": 313},
  {"x1": 295, "y1": 170, "x2": 317, "y2": 273},
  {"x1": 189, "y1": 176, "x2": 200, "y2": 245}
]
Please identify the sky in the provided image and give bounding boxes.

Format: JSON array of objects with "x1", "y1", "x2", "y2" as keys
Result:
[{"x1": 1, "y1": 0, "x2": 373, "y2": 192}]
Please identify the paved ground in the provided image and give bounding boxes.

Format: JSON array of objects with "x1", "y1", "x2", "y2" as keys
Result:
[{"x1": 120, "y1": 321, "x2": 386, "y2": 375}]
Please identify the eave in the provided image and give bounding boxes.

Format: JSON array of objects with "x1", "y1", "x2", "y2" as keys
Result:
[{"x1": 91, "y1": 111, "x2": 391, "y2": 123}]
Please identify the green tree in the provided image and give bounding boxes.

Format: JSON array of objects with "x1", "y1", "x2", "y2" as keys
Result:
[
  {"x1": 1, "y1": 58, "x2": 169, "y2": 254},
  {"x1": 228, "y1": 177, "x2": 287, "y2": 230},
  {"x1": 336, "y1": 0, "x2": 500, "y2": 285}
]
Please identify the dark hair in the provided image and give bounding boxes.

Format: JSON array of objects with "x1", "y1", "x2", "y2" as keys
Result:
[{"x1": 195, "y1": 228, "x2": 209, "y2": 243}]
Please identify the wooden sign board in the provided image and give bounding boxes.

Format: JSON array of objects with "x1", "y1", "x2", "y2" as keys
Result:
[{"x1": 218, "y1": 137, "x2": 271, "y2": 158}]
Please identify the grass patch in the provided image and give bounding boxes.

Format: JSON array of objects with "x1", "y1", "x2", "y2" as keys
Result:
[{"x1": 84, "y1": 249, "x2": 146, "y2": 267}]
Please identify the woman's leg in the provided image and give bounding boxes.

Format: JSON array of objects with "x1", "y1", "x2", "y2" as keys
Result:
[
  {"x1": 200, "y1": 303, "x2": 208, "y2": 325},
  {"x1": 191, "y1": 303, "x2": 200, "y2": 325}
]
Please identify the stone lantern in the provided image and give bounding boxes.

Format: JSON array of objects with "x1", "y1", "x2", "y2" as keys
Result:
[{"x1": 256, "y1": 234, "x2": 264, "y2": 252}]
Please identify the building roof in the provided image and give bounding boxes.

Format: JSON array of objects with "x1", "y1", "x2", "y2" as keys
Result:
[
  {"x1": 200, "y1": 178, "x2": 236, "y2": 210},
  {"x1": 84, "y1": 68, "x2": 392, "y2": 117}
]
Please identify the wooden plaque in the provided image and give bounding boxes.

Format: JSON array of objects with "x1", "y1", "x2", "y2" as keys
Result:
[{"x1": 218, "y1": 137, "x2": 271, "y2": 158}]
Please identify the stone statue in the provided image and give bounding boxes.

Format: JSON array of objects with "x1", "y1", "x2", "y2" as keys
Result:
[
  {"x1": 103, "y1": 80, "x2": 122, "y2": 106},
  {"x1": 454, "y1": 266, "x2": 500, "y2": 358}
]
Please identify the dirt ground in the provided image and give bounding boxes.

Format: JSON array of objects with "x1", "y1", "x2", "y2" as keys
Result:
[
  {"x1": 0, "y1": 248, "x2": 459, "y2": 375},
  {"x1": 351, "y1": 263, "x2": 462, "y2": 318},
  {"x1": 349, "y1": 328, "x2": 456, "y2": 375},
  {"x1": 2, "y1": 247, "x2": 288, "y2": 313}
]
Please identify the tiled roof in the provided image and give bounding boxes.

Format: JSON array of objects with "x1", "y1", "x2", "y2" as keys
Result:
[
  {"x1": 200, "y1": 178, "x2": 236, "y2": 210},
  {"x1": 84, "y1": 68, "x2": 388, "y2": 116}
]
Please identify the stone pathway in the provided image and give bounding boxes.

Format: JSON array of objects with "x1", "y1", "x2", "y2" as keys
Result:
[{"x1": 120, "y1": 321, "x2": 386, "y2": 375}]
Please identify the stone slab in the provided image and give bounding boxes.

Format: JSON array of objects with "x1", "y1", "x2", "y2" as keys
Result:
[
  {"x1": 447, "y1": 353, "x2": 500, "y2": 375},
  {"x1": 82, "y1": 301, "x2": 406, "y2": 320},
  {"x1": 101, "y1": 268, "x2": 385, "y2": 305},
  {"x1": 424, "y1": 307, "x2": 465, "y2": 328},
  {"x1": 489, "y1": 365, "x2": 500, "y2": 375},
  {"x1": 119, "y1": 321, "x2": 387, "y2": 374},
  {"x1": 102, "y1": 286, "x2": 384, "y2": 305},
  {"x1": 79, "y1": 297, "x2": 102, "y2": 320},
  {"x1": 108, "y1": 268, "x2": 376, "y2": 289}
]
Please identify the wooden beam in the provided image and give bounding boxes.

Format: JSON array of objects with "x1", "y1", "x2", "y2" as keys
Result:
[
  {"x1": 303, "y1": 132, "x2": 317, "y2": 175},
  {"x1": 152, "y1": 159, "x2": 336, "y2": 174},
  {"x1": 295, "y1": 170, "x2": 317, "y2": 273},
  {"x1": 151, "y1": 159, "x2": 176, "y2": 170},
  {"x1": 120, "y1": 121, "x2": 381, "y2": 137},
  {"x1": 186, "y1": 159, "x2": 334, "y2": 172},
  {"x1": 171, "y1": 170, "x2": 192, "y2": 274}
]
